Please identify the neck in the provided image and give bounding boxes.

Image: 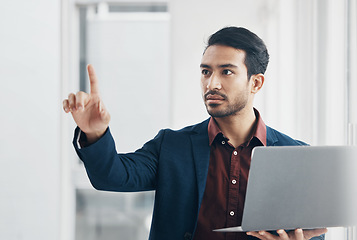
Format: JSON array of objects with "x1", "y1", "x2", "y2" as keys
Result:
[{"x1": 214, "y1": 107, "x2": 257, "y2": 148}]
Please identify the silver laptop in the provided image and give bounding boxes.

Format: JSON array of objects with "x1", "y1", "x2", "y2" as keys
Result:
[{"x1": 214, "y1": 145, "x2": 357, "y2": 232}]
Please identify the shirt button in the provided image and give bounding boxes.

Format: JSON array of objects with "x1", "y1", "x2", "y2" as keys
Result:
[
  {"x1": 232, "y1": 179, "x2": 237, "y2": 184},
  {"x1": 222, "y1": 141, "x2": 225, "y2": 145},
  {"x1": 233, "y1": 151, "x2": 238, "y2": 155},
  {"x1": 230, "y1": 211, "x2": 235, "y2": 216}
]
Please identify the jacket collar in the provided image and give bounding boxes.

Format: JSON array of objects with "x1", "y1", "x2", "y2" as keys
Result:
[{"x1": 266, "y1": 125, "x2": 279, "y2": 146}]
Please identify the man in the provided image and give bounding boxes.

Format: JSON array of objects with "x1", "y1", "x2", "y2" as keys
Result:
[{"x1": 63, "y1": 27, "x2": 327, "y2": 240}]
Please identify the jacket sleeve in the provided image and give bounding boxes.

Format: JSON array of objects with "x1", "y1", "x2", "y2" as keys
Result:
[{"x1": 73, "y1": 127, "x2": 164, "y2": 192}]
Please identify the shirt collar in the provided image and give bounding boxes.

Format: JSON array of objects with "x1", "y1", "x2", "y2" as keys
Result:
[
  {"x1": 208, "y1": 108, "x2": 267, "y2": 147},
  {"x1": 208, "y1": 117, "x2": 223, "y2": 146}
]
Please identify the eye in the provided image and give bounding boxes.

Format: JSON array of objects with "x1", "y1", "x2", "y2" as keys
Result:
[
  {"x1": 222, "y1": 69, "x2": 233, "y2": 75},
  {"x1": 201, "y1": 69, "x2": 211, "y2": 76}
]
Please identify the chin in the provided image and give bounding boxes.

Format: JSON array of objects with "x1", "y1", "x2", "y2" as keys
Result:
[
  {"x1": 207, "y1": 106, "x2": 245, "y2": 118},
  {"x1": 207, "y1": 110, "x2": 229, "y2": 118}
]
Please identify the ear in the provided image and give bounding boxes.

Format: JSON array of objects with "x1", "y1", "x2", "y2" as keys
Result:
[{"x1": 250, "y1": 74, "x2": 264, "y2": 94}]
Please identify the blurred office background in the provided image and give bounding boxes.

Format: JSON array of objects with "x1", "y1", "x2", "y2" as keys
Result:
[{"x1": 0, "y1": 0, "x2": 356, "y2": 239}]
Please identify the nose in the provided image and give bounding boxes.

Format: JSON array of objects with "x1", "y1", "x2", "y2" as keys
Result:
[{"x1": 206, "y1": 73, "x2": 222, "y2": 90}]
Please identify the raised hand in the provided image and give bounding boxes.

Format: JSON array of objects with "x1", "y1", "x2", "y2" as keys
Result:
[{"x1": 63, "y1": 64, "x2": 111, "y2": 143}]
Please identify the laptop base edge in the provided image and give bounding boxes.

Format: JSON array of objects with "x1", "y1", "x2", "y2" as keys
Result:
[{"x1": 213, "y1": 226, "x2": 244, "y2": 232}]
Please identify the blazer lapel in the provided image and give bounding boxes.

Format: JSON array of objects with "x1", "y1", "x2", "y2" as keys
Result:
[{"x1": 190, "y1": 119, "x2": 211, "y2": 208}]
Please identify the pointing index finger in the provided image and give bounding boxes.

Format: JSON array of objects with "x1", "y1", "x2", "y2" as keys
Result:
[{"x1": 87, "y1": 64, "x2": 99, "y2": 94}]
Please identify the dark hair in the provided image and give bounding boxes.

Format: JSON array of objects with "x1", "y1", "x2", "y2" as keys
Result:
[{"x1": 206, "y1": 26, "x2": 269, "y2": 79}]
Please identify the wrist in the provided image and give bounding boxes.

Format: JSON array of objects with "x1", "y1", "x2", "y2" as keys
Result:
[{"x1": 84, "y1": 128, "x2": 107, "y2": 144}]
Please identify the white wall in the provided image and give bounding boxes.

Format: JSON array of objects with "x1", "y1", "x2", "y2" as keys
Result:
[
  {"x1": 86, "y1": 12, "x2": 171, "y2": 153},
  {"x1": 0, "y1": 1, "x2": 61, "y2": 239}
]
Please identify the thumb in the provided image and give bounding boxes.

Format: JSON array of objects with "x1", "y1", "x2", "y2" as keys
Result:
[
  {"x1": 303, "y1": 228, "x2": 328, "y2": 239},
  {"x1": 98, "y1": 100, "x2": 111, "y2": 123}
]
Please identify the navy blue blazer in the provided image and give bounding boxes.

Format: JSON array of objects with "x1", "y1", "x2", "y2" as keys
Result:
[{"x1": 74, "y1": 118, "x2": 324, "y2": 240}]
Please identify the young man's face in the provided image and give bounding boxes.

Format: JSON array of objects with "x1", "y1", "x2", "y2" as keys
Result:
[{"x1": 200, "y1": 45, "x2": 253, "y2": 118}]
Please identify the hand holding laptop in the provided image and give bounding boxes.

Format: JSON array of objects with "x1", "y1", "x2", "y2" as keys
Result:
[
  {"x1": 214, "y1": 146, "x2": 357, "y2": 238},
  {"x1": 246, "y1": 228, "x2": 327, "y2": 240}
]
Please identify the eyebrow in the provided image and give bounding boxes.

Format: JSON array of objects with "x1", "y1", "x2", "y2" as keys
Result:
[{"x1": 200, "y1": 63, "x2": 238, "y2": 69}]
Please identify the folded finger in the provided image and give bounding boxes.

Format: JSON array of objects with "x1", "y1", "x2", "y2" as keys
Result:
[
  {"x1": 277, "y1": 229, "x2": 289, "y2": 240},
  {"x1": 63, "y1": 99, "x2": 70, "y2": 113},
  {"x1": 75, "y1": 91, "x2": 88, "y2": 111},
  {"x1": 246, "y1": 231, "x2": 267, "y2": 240},
  {"x1": 68, "y1": 93, "x2": 76, "y2": 111},
  {"x1": 258, "y1": 231, "x2": 278, "y2": 240},
  {"x1": 294, "y1": 229, "x2": 304, "y2": 240}
]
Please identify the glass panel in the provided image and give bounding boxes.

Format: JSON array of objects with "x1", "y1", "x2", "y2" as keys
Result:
[
  {"x1": 75, "y1": 3, "x2": 169, "y2": 239},
  {"x1": 75, "y1": 189, "x2": 154, "y2": 240}
]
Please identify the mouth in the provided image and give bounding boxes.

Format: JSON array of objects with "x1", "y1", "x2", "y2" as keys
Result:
[
  {"x1": 205, "y1": 92, "x2": 226, "y2": 105},
  {"x1": 206, "y1": 95, "x2": 225, "y2": 100}
]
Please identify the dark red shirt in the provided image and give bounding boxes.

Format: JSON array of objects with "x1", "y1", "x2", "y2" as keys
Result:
[{"x1": 193, "y1": 109, "x2": 266, "y2": 240}]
